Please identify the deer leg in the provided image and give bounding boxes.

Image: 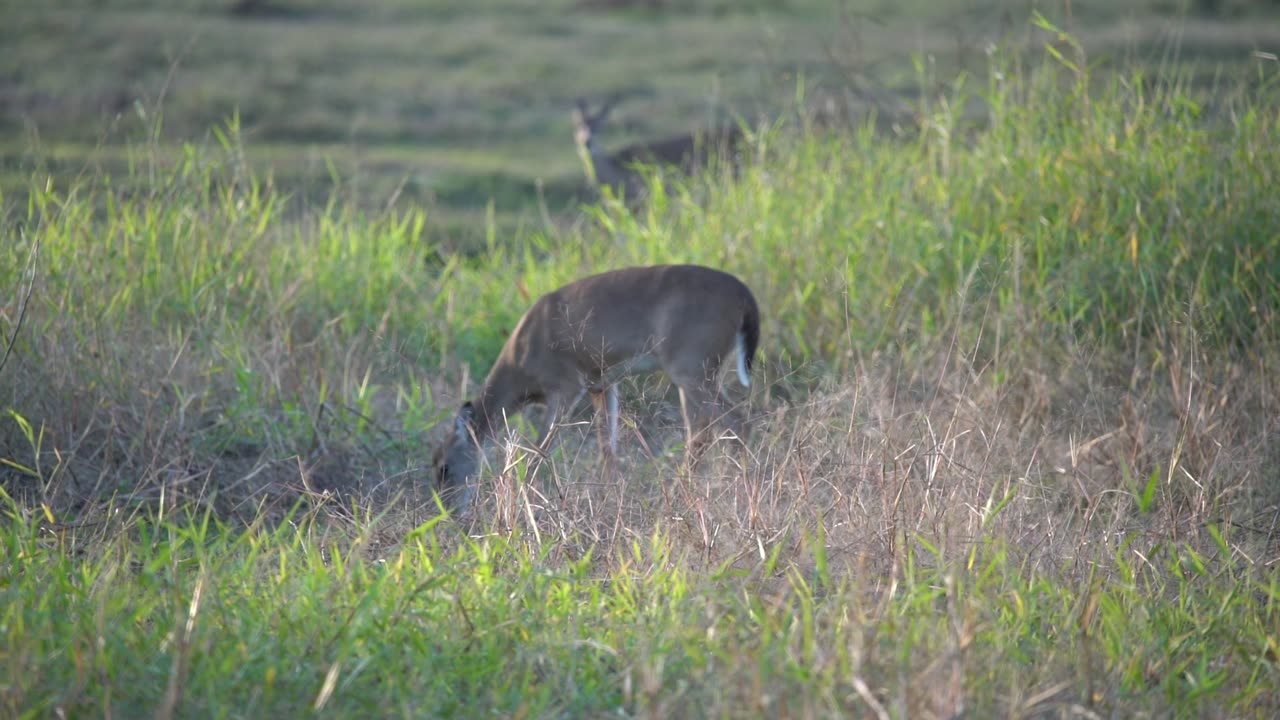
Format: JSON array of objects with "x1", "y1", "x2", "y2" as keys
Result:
[
  {"x1": 675, "y1": 380, "x2": 721, "y2": 463},
  {"x1": 717, "y1": 387, "x2": 750, "y2": 445},
  {"x1": 589, "y1": 389, "x2": 608, "y2": 455},
  {"x1": 589, "y1": 385, "x2": 621, "y2": 483},
  {"x1": 590, "y1": 385, "x2": 620, "y2": 452},
  {"x1": 604, "y1": 384, "x2": 619, "y2": 454},
  {"x1": 535, "y1": 387, "x2": 585, "y2": 454}
]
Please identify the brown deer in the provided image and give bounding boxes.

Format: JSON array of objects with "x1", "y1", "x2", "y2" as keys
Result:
[
  {"x1": 432, "y1": 264, "x2": 760, "y2": 513},
  {"x1": 572, "y1": 97, "x2": 743, "y2": 202}
]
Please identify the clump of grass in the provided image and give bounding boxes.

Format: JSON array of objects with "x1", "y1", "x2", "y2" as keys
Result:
[{"x1": 1, "y1": 123, "x2": 450, "y2": 511}]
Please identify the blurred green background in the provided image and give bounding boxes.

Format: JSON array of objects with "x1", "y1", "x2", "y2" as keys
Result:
[{"x1": 5, "y1": 0, "x2": 1278, "y2": 247}]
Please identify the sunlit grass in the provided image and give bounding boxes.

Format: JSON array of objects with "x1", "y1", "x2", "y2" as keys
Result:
[{"x1": 3, "y1": 489, "x2": 1276, "y2": 718}]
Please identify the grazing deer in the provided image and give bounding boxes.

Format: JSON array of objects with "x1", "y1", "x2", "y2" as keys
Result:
[
  {"x1": 572, "y1": 97, "x2": 743, "y2": 202},
  {"x1": 432, "y1": 264, "x2": 760, "y2": 513}
]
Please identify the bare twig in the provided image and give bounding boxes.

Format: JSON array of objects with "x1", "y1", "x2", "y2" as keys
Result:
[{"x1": 0, "y1": 230, "x2": 38, "y2": 378}]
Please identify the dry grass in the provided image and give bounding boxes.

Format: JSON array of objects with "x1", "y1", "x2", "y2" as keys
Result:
[{"x1": 439, "y1": 334, "x2": 1277, "y2": 575}]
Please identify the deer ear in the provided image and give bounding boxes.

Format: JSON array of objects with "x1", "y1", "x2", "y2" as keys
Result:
[{"x1": 454, "y1": 402, "x2": 475, "y2": 440}]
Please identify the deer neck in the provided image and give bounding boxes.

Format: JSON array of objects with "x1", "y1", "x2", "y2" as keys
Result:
[
  {"x1": 470, "y1": 363, "x2": 528, "y2": 441},
  {"x1": 579, "y1": 139, "x2": 625, "y2": 189}
]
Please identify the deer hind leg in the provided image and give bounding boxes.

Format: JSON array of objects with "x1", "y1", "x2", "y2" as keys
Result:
[
  {"x1": 716, "y1": 386, "x2": 750, "y2": 446},
  {"x1": 674, "y1": 369, "x2": 753, "y2": 463},
  {"x1": 674, "y1": 378, "x2": 726, "y2": 463}
]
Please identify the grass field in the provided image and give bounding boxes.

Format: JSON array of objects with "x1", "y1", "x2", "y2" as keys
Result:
[
  {"x1": 3, "y1": 1, "x2": 1280, "y2": 718},
  {"x1": 6, "y1": 0, "x2": 1280, "y2": 243}
]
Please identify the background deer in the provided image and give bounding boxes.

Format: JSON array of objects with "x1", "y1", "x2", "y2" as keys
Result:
[
  {"x1": 432, "y1": 264, "x2": 760, "y2": 513},
  {"x1": 572, "y1": 97, "x2": 744, "y2": 202}
]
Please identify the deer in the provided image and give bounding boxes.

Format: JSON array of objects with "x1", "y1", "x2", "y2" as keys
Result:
[
  {"x1": 431, "y1": 264, "x2": 760, "y2": 514},
  {"x1": 572, "y1": 97, "x2": 743, "y2": 202}
]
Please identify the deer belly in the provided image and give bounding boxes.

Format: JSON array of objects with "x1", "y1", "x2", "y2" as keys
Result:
[{"x1": 600, "y1": 351, "x2": 661, "y2": 382}]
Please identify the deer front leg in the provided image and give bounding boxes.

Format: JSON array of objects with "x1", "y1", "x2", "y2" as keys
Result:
[
  {"x1": 590, "y1": 384, "x2": 620, "y2": 456},
  {"x1": 535, "y1": 387, "x2": 585, "y2": 454}
]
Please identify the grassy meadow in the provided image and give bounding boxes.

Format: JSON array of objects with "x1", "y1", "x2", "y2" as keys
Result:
[{"x1": 3, "y1": 1, "x2": 1280, "y2": 718}]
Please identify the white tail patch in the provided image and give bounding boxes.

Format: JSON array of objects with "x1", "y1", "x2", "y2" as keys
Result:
[{"x1": 735, "y1": 330, "x2": 750, "y2": 388}]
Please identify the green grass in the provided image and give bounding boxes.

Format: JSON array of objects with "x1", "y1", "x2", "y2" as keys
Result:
[
  {"x1": 3, "y1": 7, "x2": 1280, "y2": 719},
  {"x1": 4, "y1": 494, "x2": 1277, "y2": 718}
]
